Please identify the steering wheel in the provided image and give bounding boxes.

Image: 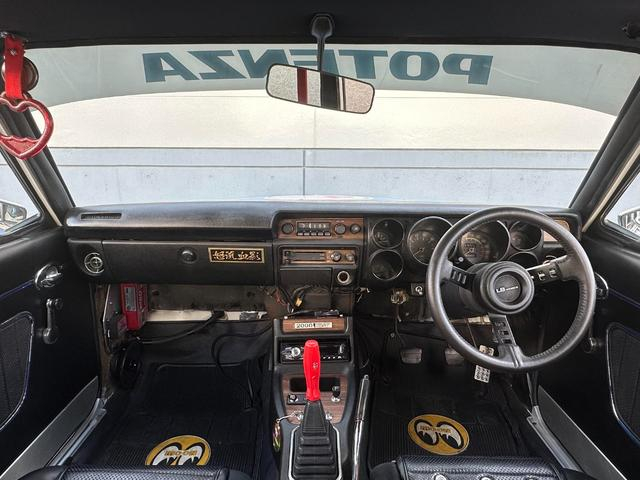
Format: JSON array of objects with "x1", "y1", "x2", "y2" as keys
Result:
[{"x1": 426, "y1": 207, "x2": 596, "y2": 373}]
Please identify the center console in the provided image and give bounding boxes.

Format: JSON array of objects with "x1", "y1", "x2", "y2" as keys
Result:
[{"x1": 273, "y1": 314, "x2": 357, "y2": 480}]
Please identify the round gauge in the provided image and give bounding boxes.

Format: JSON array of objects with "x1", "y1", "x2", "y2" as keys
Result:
[
  {"x1": 509, "y1": 222, "x2": 543, "y2": 251},
  {"x1": 406, "y1": 217, "x2": 452, "y2": 265},
  {"x1": 408, "y1": 230, "x2": 439, "y2": 264},
  {"x1": 370, "y1": 250, "x2": 404, "y2": 281},
  {"x1": 460, "y1": 231, "x2": 491, "y2": 263},
  {"x1": 372, "y1": 219, "x2": 404, "y2": 249},
  {"x1": 508, "y1": 252, "x2": 539, "y2": 269},
  {"x1": 459, "y1": 221, "x2": 510, "y2": 265}
]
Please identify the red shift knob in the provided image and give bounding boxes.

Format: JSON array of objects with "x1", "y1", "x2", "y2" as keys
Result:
[{"x1": 303, "y1": 339, "x2": 321, "y2": 402}]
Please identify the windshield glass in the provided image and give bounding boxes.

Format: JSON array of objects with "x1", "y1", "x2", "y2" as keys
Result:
[{"x1": 25, "y1": 43, "x2": 640, "y2": 207}]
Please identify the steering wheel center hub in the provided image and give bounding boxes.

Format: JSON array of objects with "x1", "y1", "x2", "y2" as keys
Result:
[{"x1": 477, "y1": 261, "x2": 534, "y2": 314}]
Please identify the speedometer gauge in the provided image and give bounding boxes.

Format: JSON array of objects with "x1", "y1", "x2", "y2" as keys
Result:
[
  {"x1": 459, "y1": 221, "x2": 510, "y2": 264},
  {"x1": 460, "y1": 232, "x2": 491, "y2": 263}
]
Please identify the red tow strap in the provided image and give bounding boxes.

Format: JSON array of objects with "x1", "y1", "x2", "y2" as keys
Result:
[
  {"x1": 3, "y1": 35, "x2": 25, "y2": 100},
  {"x1": 0, "y1": 34, "x2": 54, "y2": 160}
]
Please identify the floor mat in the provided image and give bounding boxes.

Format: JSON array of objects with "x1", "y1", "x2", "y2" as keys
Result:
[
  {"x1": 367, "y1": 367, "x2": 529, "y2": 469},
  {"x1": 94, "y1": 364, "x2": 260, "y2": 476}
]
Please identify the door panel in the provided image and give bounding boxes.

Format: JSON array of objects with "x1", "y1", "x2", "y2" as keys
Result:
[
  {"x1": 0, "y1": 228, "x2": 99, "y2": 476},
  {"x1": 540, "y1": 231, "x2": 640, "y2": 479}
]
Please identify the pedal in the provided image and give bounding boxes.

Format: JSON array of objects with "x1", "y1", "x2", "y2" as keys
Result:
[
  {"x1": 473, "y1": 345, "x2": 495, "y2": 383},
  {"x1": 400, "y1": 348, "x2": 422, "y2": 364},
  {"x1": 444, "y1": 347, "x2": 465, "y2": 366}
]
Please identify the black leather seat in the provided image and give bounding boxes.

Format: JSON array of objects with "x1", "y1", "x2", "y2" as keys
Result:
[
  {"x1": 370, "y1": 456, "x2": 597, "y2": 480},
  {"x1": 21, "y1": 466, "x2": 251, "y2": 480}
]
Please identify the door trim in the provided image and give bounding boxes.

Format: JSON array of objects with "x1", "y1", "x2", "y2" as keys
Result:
[
  {"x1": 538, "y1": 386, "x2": 626, "y2": 480},
  {"x1": 0, "y1": 377, "x2": 99, "y2": 480}
]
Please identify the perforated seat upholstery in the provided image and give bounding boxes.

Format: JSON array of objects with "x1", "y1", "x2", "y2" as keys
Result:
[
  {"x1": 20, "y1": 466, "x2": 250, "y2": 480},
  {"x1": 370, "y1": 456, "x2": 596, "y2": 480}
]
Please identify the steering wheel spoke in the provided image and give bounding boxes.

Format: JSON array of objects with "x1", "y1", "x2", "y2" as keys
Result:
[
  {"x1": 488, "y1": 313, "x2": 527, "y2": 368},
  {"x1": 527, "y1": 255, "x2": 577, "y2": 286},
  {"x1": 442, "y1": 260, "x2": 474, "y2": 290}
]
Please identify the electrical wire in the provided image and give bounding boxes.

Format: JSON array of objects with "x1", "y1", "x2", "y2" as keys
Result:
[
  {"x1": 137, "y1": 311, "x2": 224, "y2": 345},
  {"x1": 210, "y1": 322, "x2": 273, "y2": 405}
]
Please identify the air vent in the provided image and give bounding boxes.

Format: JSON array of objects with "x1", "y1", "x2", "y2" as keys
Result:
[
  {"x1": 83, "y1": 252, "x2": 105, "y2": 275},
  {"x1": 80, "y1": 212, "x2": 122, "y2": 220}
]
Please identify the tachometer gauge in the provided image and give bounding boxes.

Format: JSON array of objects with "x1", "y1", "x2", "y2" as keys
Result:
[
  {"x1": 408, "y1": 230, "x2": 438, "y2": 264},
  {"x1": 460, "y1": 231, "x2": 491, "y2": 263}
]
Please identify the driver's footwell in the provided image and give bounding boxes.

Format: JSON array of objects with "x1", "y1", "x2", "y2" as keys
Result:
[
  {"x1": 367, "y1": 365, "x2": 531, "y2": 470},
  {"x1": 86, "y1": 364, "x2": 261, "y2": 477}
]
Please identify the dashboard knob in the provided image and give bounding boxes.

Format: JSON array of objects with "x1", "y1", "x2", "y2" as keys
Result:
[
  {"x1": 350, "y1": 223, "x2": 361, "y2": 234},
  {"x1": 281, "y1": 222, "x2": 295, "y2": 234},
  {"x1": 334, "y1": 223, "x2": 347, "y2": 235},
  {"x1": 290, "y1": 346, "x2": 302, "y2": 359},
  {"x1": 331, "y1": 251, "x2": 342, "y2": 262},
  {"x1": 179, "y1": 248, "x2": 197, "y2": 263}
]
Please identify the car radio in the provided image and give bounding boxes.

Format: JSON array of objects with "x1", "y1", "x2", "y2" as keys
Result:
[{"x1": 280, "y1": 340, "x2": 350, "y2": 363}]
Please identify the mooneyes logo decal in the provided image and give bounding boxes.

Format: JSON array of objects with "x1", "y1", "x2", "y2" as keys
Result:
[
  {"x1": 145, "y1": 435, "x2": 211, "y2": 466},
  {"x1": 408, "y1": 414, "x2": 469, "y2": 455}
]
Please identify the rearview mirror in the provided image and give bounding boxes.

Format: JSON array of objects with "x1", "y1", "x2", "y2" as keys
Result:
[{"x1": 266, "y1": 64, "x2": 374, "y2": 114}]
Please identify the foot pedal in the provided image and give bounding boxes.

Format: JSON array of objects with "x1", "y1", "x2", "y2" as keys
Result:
[
  {"x1": 444, "y1": 347, "x2": 465, "y2": 366},
  {"x1": 400, "y1": 348, "x2": 422, "y2": 364}
]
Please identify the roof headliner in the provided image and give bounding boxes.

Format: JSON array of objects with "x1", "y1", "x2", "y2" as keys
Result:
[{"x1": 1, "y1": 0, "x2": 640, "y2": 51}]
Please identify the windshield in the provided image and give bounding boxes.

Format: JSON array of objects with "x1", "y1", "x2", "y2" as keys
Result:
[{"x1": 24, "y1": 43, "x2": 640, "y2": 207}]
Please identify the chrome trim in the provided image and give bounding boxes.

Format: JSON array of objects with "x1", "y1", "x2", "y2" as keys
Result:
[
  {"x1": 0, "y1": 377, "x2": 99, "y2": 480},
  {"x1": 49, "y1": 396, "x2": 106, "y2": 465},
  {"x1": 583, "y1": 140, "x2": 640, "y2": 232},
  {"x1": 352, "y1": 375, "x2": 370, "y2": 480},
  {"x1": 288, "y1": 425, "x2": 342, "y2": 480},
  {"x1": 527, "y1": 405, "x2": 580, "y2": 471},
  {"x1": 34, "y1": 263, "x2": 64, "y2": 290},
  {"x1": 538, "y1": 387, "x2": 626, "y2": 480},
  {"x1": 0, "y1": 312, "x2": 34, "y2": 433}
]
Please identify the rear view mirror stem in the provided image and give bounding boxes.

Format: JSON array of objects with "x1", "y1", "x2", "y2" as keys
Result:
[{"x1": 310, "y1": 14, "x2": 334, "y2": 72}]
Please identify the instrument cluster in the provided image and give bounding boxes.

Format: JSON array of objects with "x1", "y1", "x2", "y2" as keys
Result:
[{"x1": 365, "y1": 215, "x2": 561, "y2": 287}]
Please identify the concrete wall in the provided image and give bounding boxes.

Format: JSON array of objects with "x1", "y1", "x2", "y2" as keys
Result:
[
  {"x1": 1, "y1": 91, "x2": 619, "y2": 219},
  {"x1": 47, "y1": 148, "x2": 594, "y2": 207}
]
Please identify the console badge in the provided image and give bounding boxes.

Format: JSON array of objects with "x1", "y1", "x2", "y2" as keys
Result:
[{"x1": 208, "y1": 248, "x2": 264, "y2": 263}]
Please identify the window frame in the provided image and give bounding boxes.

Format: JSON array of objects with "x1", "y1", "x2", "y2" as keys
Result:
[
  {"x1": 0, "y1": 153, "x2": 48, "y2": 244},
  {"x1": 598, "y1": 160, "x2": 640, "y2": 246}
]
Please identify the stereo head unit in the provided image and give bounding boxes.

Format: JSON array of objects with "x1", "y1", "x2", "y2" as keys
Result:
[{"x1": 280, "y1": 339, "x2": 350, "y2": 363}]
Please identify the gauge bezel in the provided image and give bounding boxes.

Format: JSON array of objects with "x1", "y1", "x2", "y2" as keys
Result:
[
  {"x1": 458, "y1": 220, "x2": 510, "y2": 264},
  {"x1": 406, "y1": 216, "x2": 452, "y2": 266},
  {"x1": 371, "y1": 218, "x2": 405, "y2": 249},
  {"x1": 509, "y1": 221, "x2": 543, "y2": 251},
  {"x1": 369, "y1": 249, "x2": 404, "y2": 281},
  {"x1": 508, "y1": 251, "x2": 539, "y2": 268}
]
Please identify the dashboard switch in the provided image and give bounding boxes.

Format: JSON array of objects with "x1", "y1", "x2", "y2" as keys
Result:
[
  {"x1": 334, "y1": 224, "x2": 347, "y2": 235},
  {"x1": 281, "y1": 222, "x2": 295, "y2": 234},
  {"x1": 350, "y1": 223, "x2": 361, "y2": 234},
  {"x1": 330, "y1": 251, "x2": 342, "y2": 262}
]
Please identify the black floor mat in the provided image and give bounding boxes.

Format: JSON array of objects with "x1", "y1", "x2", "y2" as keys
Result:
[
  {"x1": 93, "y1": 364, "x2": 260, "y2": 477},
  {"x1": 367, "y1": 366, "x2": 530, "y2": 469}
]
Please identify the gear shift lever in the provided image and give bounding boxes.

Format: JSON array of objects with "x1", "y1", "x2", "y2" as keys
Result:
[
  {"x1": 304, "y1": 339, "x2": 322, "y2": 402},
  {"x1": 291, "y1": 340, "x2": 339, "y2": 479}
]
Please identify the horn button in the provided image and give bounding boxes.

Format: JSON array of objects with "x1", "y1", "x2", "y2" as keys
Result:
[{"x1": 475, "y1": 262, "x2": 535, "y2": 314}]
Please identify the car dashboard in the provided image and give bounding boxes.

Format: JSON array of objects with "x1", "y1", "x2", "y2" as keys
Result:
[{"x1": 65, "y1": 201, "x2": 579, "y2": 298}]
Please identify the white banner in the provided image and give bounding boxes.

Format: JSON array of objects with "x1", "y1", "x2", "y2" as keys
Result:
[{"x1": 28, "y1": 43, "x2": 640, "y2": 114}]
